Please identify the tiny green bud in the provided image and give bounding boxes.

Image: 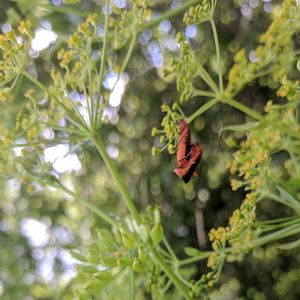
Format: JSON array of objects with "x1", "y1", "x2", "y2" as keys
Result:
[
  {"x1": 121, "y1": 231, "x2": 135, "y2": 249},
  {"x1": 139, "y1": 223, "x2": 149, "y2": 242},
  {"x1": 132, "y1": 258, "x2": 144, "y2": 272},
  {"x1": 154, "y1": 206, "x2": 161, "y2": 224},
  {"x1": 151, "y1": 223, "x2": 164, "y2": 246},
  {"x1": 138, "y1": 246, "x2": 146, "y2": 260},
  {"x1": 161, "y1": 103, "x2": 169, "y2": 112},
  {"x1": 151, "y1": 127, "x2": 160, "y2": 136},
  {"x1": 159, "y1": 135, "x2": 166, "y2": 143},
  {"x1": 152, "y1": 146, "x2": 161, "y2": 158}
]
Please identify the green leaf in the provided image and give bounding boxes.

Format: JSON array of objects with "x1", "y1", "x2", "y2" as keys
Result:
[
  {"x1": 96, "y1": 229, "x2": 115, "y2": 252},
  {"x1": 139, "y1": 224, "x2": 149, "y2": 242},
  {"x1": 282, "y1": 179, "x2": 300, "y2": 193},
  {"x1": 101, "y1": 256, "x2": 118, "y2": 268},
  {"x1": 151, "y1": 223, "x2": 164, "y2": 246},
  {"x1": 274, "y1": 182, "x2": 300, "y2": 211},
  {"x1": 71, "y1": 251, "x2": 88, "y2": 262},
  {"x1": 219, "y1": 122, "x2": 260, "y2": 136},
  {"x1": 63, "y1": 0, "x2": 81, "y2": 4},
  {"x1": 84, "y1": 280, "x2": 104, "y2": 293},
  {"x1": 184, "y1": 247, "x2": 207, "y2": 258},
  {"x1": 79, "y1": 265, "x2": 99, "y2": 274},
  {"x1": 277, "y1": 238, "x2": 300, "y2": 250},
  {"x1": 88, "y1": 243, "x2": 101, "y2": 264},
  {"x1": 94, "y1": 271, "x2": 114, "y2": 283}
]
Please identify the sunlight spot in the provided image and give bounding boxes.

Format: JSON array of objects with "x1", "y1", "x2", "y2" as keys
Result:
[
  {"x1": 159, "y1": 20, "x2": 171, "y2": 33},
  {"x1": 186, "y1": 25, "x2": 197, "y2": 39},
  {"x1": 53, "y1": 154, "x2": 81, "y2": 173},
  {"x1": 104, "y1": 72, "x2": 129, "y2": 107},
  {"x1": 44, "y1": 144, "x2": 69, "y2": 163},
  {"x1": 42, "y1": 128, "x2": 55, "y2": 140},
  {"x1": 1, "y1": 23, "x2": 11, "y2": 34},
  {"x1": 106, "y1": 145, "x2": 119, "y2": 159},
  {"x1": 13, "y1": 138, "x2": 27, "y2": 156},
  {"x1": 31, "y1": 28, "x2": 57, "y2": 51},
  {"x1": 20, "y1": 218, "x2": 49, "y2": 247}
]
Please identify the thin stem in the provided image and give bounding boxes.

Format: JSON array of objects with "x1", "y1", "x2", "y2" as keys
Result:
[
  {"x1": 221, "y1": 96, "x2": 266, "y2": 122},
  {"x1": 196, "y1": 63, "x2": 220, "y2": 94},
  {"x1": 0, "y1": 137, "x2": 86, "y2": 150},
  {"x1": 151, "y1": 249, "x2": 191, "y2": 300},
  {"x1": 95, "y1": 0, "x2": 110, "y2": 129},
  {"x1": 110, "y1": 33, "x2": 137, "y2": 94},
  {"x1": 39, "y1": 3, "x2": 89, "y2": 17},
  {"x1": 222, "y1": 96, "x2": 300, "y2": 139},
  {"x1": 193, "y1": 89, "x2": 216, "y2": 98},
  {"x1": 141, "y1": 0, "x2": 201, "y2": 31},
  {"x1": 21, "y1": 69, "x2": 89, "y2": 133},
  {"x1": 92, "y1": 133, "x2": 191, "y2": 299},
  {"x1": 129, "y1": 270, "x2": 135, "y2": 300},
  {"x1": 163, "y1": 237, "x2": 178, "y2": 262},
  {"x1": 187, "y1": 98, "x2": 219, "y2": 123},
  {"x1": 92, "y1": 133, "x2": 141, "y2": 223},
  {"x1": 210, "y1": 18, "x2": 223, "y2": 93},
  {"x1": 253, "y1": 223, "x2": 300, "y2": 248},
  {"x1": 53, "y1": 178, "x2": 118, "y2": 228},
  {"x1": 178, "y1": 252, "x2": 212, "y2": 267}
]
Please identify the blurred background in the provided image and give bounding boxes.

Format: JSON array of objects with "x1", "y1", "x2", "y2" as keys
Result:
[{"x1": 1, "y1": 0, "x2": 300, "y2": 299}]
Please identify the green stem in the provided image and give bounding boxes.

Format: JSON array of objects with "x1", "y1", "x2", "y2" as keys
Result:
[
  {"x1": 21, "y1": 69, "x2": 89, "y2": 133},
  {"x1": 193, "y1": 89, "x2": 216, "y2": 98},
  {"x1": 196, "y1": 64, "x2": 220, "y2": 94},
  {"x1": 92, "y1": 133, "x2": 141, "y2": 223},
  {"x1": 129, "y1": 270, "x2": 135, "y2": 300},
  {"x1": 221, "y1": 96, "x2": 265, "y2": 122},
  {"x1": 40, "y1": 3, "x2": 89, "y2": 17},
  {"x1": 95, "y1": 0, "x2": 110, "y2": 129},
  {"x1": 141, "y1": 0, "x2": 201, "y2": 31},
  {"x1": 151, "y1": 249, "x2": 191, "y2": 300},
  {"x1": 53, "y1": 178, "x2": 118, "y2": 228},
  {"x1": 222, "y1": 96, "x2": 300, "y2": 139},
  {"x1": 252, "y1": 224, "x2": 300, "y2": 248},
  {"x1": 187, "y1": 98, "x2": 219, "y2": 123},
  {"x1": 0, "y1": 137, "x2": 86, "y2": 150},
  {"x1": 163, "y1": 237, "x2": 178, "y2": 262},
  {"x1": 92, "y1": 133, "x2": 191, "y2": 299},
  {"x1": 178, "y1": 252, "x2": 212, "y2": 267},
  {"x1": 210, "y1": 18, "x2": 223, "y2": 93},
  {"x1": 111, "y1": 33, "x2": 137, "y2": 94}
]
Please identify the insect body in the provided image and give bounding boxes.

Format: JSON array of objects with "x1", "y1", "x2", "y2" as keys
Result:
[{"x1": 174, "y1": 119, "x2": 203, "y2": 183}]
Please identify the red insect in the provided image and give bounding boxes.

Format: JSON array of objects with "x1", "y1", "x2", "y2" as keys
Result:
[{"x1": 174, "y1": 119, "x2": 203, "y2": 183}]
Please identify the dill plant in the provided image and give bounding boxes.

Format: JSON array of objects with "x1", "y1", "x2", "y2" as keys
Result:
[{"x1": 0, "y1": 0, "x2": 299, "y2": 299}]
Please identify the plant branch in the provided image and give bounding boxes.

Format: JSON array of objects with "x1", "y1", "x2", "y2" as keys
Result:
[
  {"x1": 95, "y1": 0, "x2": 111, "y2": 129},
  {"x1": 151, "y1": 249, "x2": 191, "y2": 300},
  {"x1": 92, "y1": 133, "x2": 141, "y2": 223},
  {"x1": 210, "y1": 18, "x2": 223, "y2": 93},
  {"x1": 187, "y1": 98, "x2": 219, "y2": 123},
  {"x1": 141, "y1": 0, "x2": 201, "y2": 31},
  {"x1": 221, "y1": 96, "x2": 266, "y2": 122},
  {"x1": 21, "y1": 69, "x2": 90, "y2": 133},
  {"x1": 53, "y1": 178, "x2": 118, "y2": 228}
]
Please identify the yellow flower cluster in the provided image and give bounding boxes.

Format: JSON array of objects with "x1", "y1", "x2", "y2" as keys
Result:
[
  {"x1": 183, "y1": 0, "x2": 216, "y2": 25},
  {"x1": 111, "y1": 0, "x2": 151, "y2": 49},
  {"x1": 57, "y1": 13, "x2": 98, "y2": 70},
  {"x1": 0, "y1": 20, "x2": 32, "y2": 102},
  {"x1": 151, "y1": 104, "x2": 182, "y2": 157},
  {"x1": 164, "y1": 33, "x2": 198, "y2": 103},
  {"x1": 226, "y1": 0, "x2": 300, "y2": 97},
  {"x1": 228, "y1": 79, "x2": 300, "y2": 197},
  {"x1": 208, "y1": 192, "x2": 256, "y2": 268}
]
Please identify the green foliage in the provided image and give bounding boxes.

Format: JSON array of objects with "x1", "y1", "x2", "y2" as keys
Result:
[{"x1": 0, "y1": 0, "x2": 300, "y2": 299}]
